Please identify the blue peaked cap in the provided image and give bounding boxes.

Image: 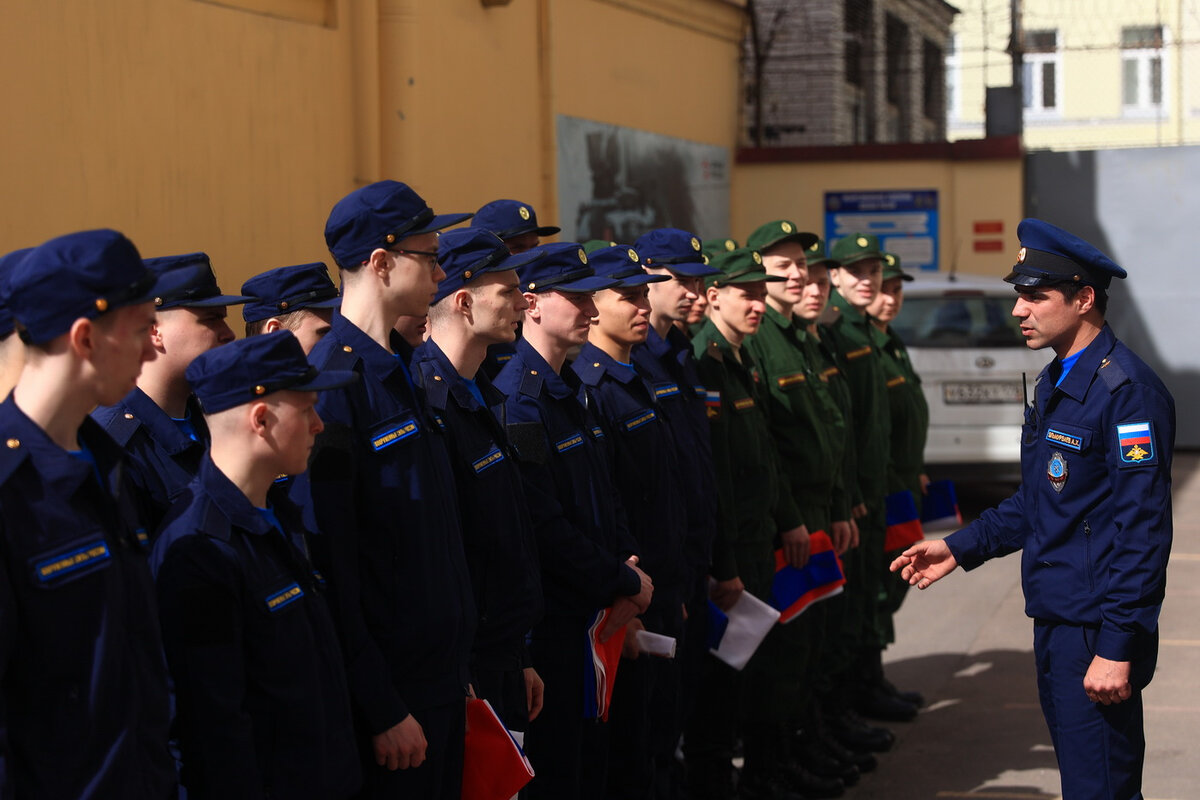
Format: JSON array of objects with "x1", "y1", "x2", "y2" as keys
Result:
[
  {"x1": 324, "y1": 180, "x2": 472, "y2": 269},
  {"x1": 433, "y1": 228, "x2": 543, "y2": 304},
  {"x1": 1006, "y1": 218, "x2": 1127, "y2": 290},
  {"x1": 471, "y1": 199, "x2": 560, "y2": 240},
  {"x1": 144, "y1": 253, "x2": 252, "y2": 310},
  {"x1": 516, "y1": 243, "x2": 619, "y2": 294},
  {"x1": 0, "y1": 247, "x2": 35, "y2": 338},
  {"x1": 634, "y1": 228, "x2": 720, "y2": 278},
  {"x1": 586, "y1": 245, "x2": 668, "y2": 288},
  {"x1": 242, "y1": 263, "x2": 341, "y2": 323}
]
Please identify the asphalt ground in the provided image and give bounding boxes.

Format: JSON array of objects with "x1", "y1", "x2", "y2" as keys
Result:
[{"x1": 850, "y1": 453, "x2": 1200, "y2": 800}]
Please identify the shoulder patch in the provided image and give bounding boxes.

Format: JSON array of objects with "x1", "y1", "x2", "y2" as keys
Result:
[
  {"x1": 1115, "y1": 420, "x2": 1157, "y2": 468},
  {"x1": 705, "y1": 390, "x2": 722, "y2": 419}
]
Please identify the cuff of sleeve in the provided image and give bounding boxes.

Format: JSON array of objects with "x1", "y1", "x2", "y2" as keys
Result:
[
  {"x1": 616, "y1": 563, "x2": 642, "y2": 597},
  {"x1": 1095, "y1": 626, "x2": 1137, "y2": 662},
  {"x1": 362, "y1": 688, "x2": 409, "y2": 737},
  {"x1": 944, "y1": 530, "x2": 984, "y2": 572}
]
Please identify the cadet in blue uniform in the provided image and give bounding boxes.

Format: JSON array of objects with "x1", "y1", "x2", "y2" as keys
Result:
[
  {"x1": 413, "y1": 227, "x2": 545, "y2": 731},
  {"x1": 572, "y1": 244, "x2": 686, "y2": 799},
  {"x1": 289, "y1": 180, "x2": 476, "y2": 800},
  {"x1": 0, "y1": 229, "x2": 177, "y2": 799},
  {"x1": 632, "y1": 227, "x2": 722, "y2": 797},
  {"x1": 493, "y1": 243, "x2": 653, "y2": 800},
  {"x1": 242, "y1": 262, "x2": 342, "y2": 354},
  {"x1": 892, "y1": 219, "x2": 1175, "y2": 800},
  {"x1": 152, "y1": 332, "x2": 361, "y2": 799},
  {"x1": 472, "y1": 199, "x2": 561, "y2": 378},
  {"x1": 93, "y1": 253, "x2": 250, "y2": 532}
]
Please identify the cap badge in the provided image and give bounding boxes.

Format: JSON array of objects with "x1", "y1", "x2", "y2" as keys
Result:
[
  {"x1": 752, "y1": 251, "x2": 763, "y2": 265},
  {"x1": 885, "y1": 254, "x2": 895, "y2": 266},
  {"x1": 809, "y1": 242, "x2": 819, "y2": 252},
  {"x1": 627, "y1": 249, "x2": 638, "y2": 262},
  {"x1": 702, "y1": 254, "x2": 710, "y2": 265},
  {"x1": 781, "y1": 222, "x2": 793, "y2": 233},
  {"x1": 518, "y1": 206, "x2": 531, "y2": 221},
  {"x1": 725, "y1": 239, "x2": 736, "y2": 251},
  {"x1": 690, "y1": 237, "x2": 701, "y2": 251},
  {"x1": 1017, "y1": 247, "x2": 1027, "y2": 264},
  {"x1": 577, "y1": 249, "x2": 587, "y2": 264},
  {"x1": 856, "y1": 236, "x2": 868, "y2": 248}
]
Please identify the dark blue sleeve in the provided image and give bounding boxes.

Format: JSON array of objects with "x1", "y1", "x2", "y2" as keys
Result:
[{"x1": 944, "y1": 485, "x2": 1030, "y2": 571}]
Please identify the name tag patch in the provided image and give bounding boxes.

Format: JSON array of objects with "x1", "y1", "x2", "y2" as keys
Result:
[
  {"x1": 1116, "y1": 421, "x2": 1156, "y2": 465},
  {"x1": 623, "y1": 410, "x2": 657, "y2": 432},
  {"x1": 34, "y1": 539, "x2": 111, "y2": 584},
  {"x1": 590, "y1": 426, "x2": 606, "y2": 440},
  {"x1": 556, "y1": 433, "x2": 585, "y2": 453},
  {"x1": 886, "y1": 376, "x2": 907, "y2": 388},
  {"x1": 371, "y1": 419, "x2": 419, "y2": 451},
  {"x1": 265, "y1": 583, "x2": 304, "y2": 612},
  {"x1": 654, "y1": 383, "x2": 681, "y2": 400},
  {"x1": 845, "y1": 345, "x2": 872, "y2": 361},
  {"x1": 1045, "y1": 428, "x2": 1083, "y2": 452},
  {"x1": 777, "y1": 372, "x2": 806, "y2": 389},
  {"x1": 733, "y1": 397, "x2": 756, "y2": 411},
  {"x1": 472, "y1": 446, "x2": 506, "y2": 474}
]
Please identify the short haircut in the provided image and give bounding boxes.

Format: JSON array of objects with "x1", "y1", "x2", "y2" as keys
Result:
[
  {"x1": 1055, "y1": 281, "x2": 1108, "y2": 316},
  {"x1": 244, "y1": 309, "x2": 312, "y2": 338}
]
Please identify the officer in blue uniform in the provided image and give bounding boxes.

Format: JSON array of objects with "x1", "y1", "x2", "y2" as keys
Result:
[
  {"x1": 493, "y1": 243, "x2": 653, "y2": 800},
  {"x1": 471, "y1": 199, "x2": 561, "y2": 378},
  {"x1": 241, "y1": 262, "x2": 342, "y2": 354},
  {"x1": 0, "y1": 229, "x2": 177, "y2": 799},
  {"x1": 289, "y1": 180, "x2": 477, "y2": 800},
  {"x1": 572, "y1": 244, "x2": 688, "y2": 799},
  {"x1": 93, "y1": 252, "x2": 250, "y2": 532},
  {"x1": 892, "y1": 219, "x2": 1175, "y2": 800},
  {"x1": 152, "y1": 332, "x2": 361, "y2": 799},
  {"x1": 412, "y1": 227, "x2": 546, "y2": 731}
]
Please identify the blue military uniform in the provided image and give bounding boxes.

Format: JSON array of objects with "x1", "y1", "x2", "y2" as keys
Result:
[
  {"x1": 152, "y1": 333, "x2": 361, "y2": 799},
  {"x1": 493, "y1": 244, "x2": 643, "y2": 800},
  {"x1": 291, "y1": 180, "x2": 476, "y2": 800},
  {"x1": 0, "y1": 230, "x2": 177, "y2": 800},
  {"x1": 411, "y1": 227, "x2": 544, "y2": 730},
  {"x1": 93, "y1": 252, "x2": 250, "y2": 531},
  {"x1": 945, "y1": 219, "x2": 1175, "y2": 799}
]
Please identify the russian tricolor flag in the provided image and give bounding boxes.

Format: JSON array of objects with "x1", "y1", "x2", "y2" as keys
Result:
[
  {"x1": 583, "y1": 608, "x2": 626, "y2": 721},
  {"x1": 921, "y1": 480, "x2": 963, "y2": 532},
  {"x1": 885, "y1": 490, "x2": 925, "y2": 552},
  {"x1": 770, "y1": 531, "x2": 847, "y2": 623},
  {"x1": 1118, "y1": 421, "x2": 1151, "y2": 448}
]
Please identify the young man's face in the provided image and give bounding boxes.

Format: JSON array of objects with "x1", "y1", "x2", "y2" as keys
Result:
[
  {"x1": 761, "y1": 242, "x2": 808, "y2": 309},
  {"x1": 867, "y1": 277, "x2": 905, "y2": 325},
  {"x1": 288, "y1": 308, "x2": 334, "y2": 355},
  {"x1": 709, "y1": 282, "x2": 768, "y2": 338},
  {"x1": 830, "y1": 258, "x2": 882, "y2": 309},
  {"x1": 645, "y1": 269, "x2": 701, "y2": 324},
  {"x1": 592, "y1": 285, "x2": 652, "y2": 347},
  {"x1": 91, "y1": 302, "x2": 158, "y2": 405},
  {"x1": 794, "y1": 262, "x2": 831, "y2": 323},
  {"x1": 468, "y1": 270, "x2": 529, "y2": 345},
  {"x1": 388, "y1": 231, "x2": 445, "y2": 316},
  {"x1": 267, "y1": 390, "x2": 323, "y2": 475},
  {"x1": 529, "y1": 290, "x2": 598, "y2": 347},
  {"x1": 156, "y1": 305, "x2": 236, "y2": 372},
  {"x1": 1012, "y1": 284, "x2": 1091, "y2": 352},
  {"x1": 394, "y1": 314, "x2": 428, "y2": 348}
]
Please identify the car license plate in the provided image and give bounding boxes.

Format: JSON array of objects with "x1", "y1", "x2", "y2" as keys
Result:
[{"x1": 942, "y1": 381, "x2": 1022, "y2": 405}]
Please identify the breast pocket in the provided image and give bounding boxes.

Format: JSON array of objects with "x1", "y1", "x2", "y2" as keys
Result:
[
  {"x1": 367, "y1": 413, "x2": 422, "y2": 454},
  {"x1": 25, "y1": 533, "x2": 116, "y2": 677}
]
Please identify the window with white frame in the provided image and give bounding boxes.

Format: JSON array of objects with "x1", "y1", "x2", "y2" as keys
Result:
[
  {"x1": 1122, "y1": 26, "x2": 1166, "y2": 113},
  {"x1": 1022, "y1": 30, "x2": 1059, "y2": 115},
  {"x1": 946, "y1": 33, "x2": 961, "y2": 121}
]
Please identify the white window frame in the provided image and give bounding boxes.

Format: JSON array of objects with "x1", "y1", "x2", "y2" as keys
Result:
[
  {"x1": 1022, "y1": 30, "x2": 1061, "y2": 120},
  {"x1": 1122, "y1": 26, "x2": 1170, "y2": 118},
  {"x1": 946, "y1": 33, "x2": 962, "y2": 122}
]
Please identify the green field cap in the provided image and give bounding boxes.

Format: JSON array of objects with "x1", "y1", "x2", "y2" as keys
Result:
[
  {"x1": 747, "y1": 219, "x2": 818, "y2": 253},
  {"x1": 831, "y1": 232, "x2": 884, "y2": 266},
  {"x1": 706, "y1": 247, "x2": 786, "y2": 288}
]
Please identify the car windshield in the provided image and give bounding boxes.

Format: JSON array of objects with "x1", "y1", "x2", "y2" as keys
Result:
[{"x1": 892, "y1": 292, "x2": 1025, "y2": 348}]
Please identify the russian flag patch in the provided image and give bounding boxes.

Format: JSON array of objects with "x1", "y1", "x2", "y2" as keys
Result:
[{"x1": 1116, "y1": 421, "x2": 1156, "y2": 466}]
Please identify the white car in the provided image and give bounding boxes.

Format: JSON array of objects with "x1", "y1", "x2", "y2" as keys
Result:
[{"x1": 890, "y1": 275, "x2": 1050, "y2": 481}]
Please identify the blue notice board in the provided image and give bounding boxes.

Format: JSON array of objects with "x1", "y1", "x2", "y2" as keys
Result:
[{"x1": 824, "y1": 190, "x2": 939, "y2": 271}]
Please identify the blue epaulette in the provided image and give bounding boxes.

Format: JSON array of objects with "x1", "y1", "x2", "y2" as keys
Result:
[
  {"x1": 518, "y1": 368, "x2": 544, "y2": 398},
  {"x1": 573, "y1": 358, "x2": 606, "y2": 387},
  {"x1": 1098, "y1": 353, "x2": 1130, "y2": 393},
  {"x1": 92, "y1": 404, "x2": 142, "y2": 447},
  {"x1": 0, "y1": 438, "x2": 30, "y2": 485}
]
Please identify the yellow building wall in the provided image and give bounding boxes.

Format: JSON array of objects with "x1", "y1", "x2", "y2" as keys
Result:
[
  {"x1": 732, "y1": 153, "x2": 1023, "y2": 278},
  {"x1": 949, "y1": 0, "x2": 1200, "y2": 150},
  {"x1": 1, "y1": 0, "x2": 745, "y2": 292}
]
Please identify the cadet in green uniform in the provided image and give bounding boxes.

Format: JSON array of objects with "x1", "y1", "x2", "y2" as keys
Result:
[
  {"x1": 867, "y1": 253, "x2": 930, "y2": 653},
  {"x1": 822, "y1": 234, "x2": 917, "y2": 723},
  {"x1": 743, "y1": 221, "x2": 859, "y2": 796},
  {"x1": 684, "y1": 247, "x2": 808, "y2": 800}
]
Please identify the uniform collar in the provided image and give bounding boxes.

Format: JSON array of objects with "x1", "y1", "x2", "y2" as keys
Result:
[
  {"x1": 515, "y1": 338, "x2": 575, "y2": 400},
  {"x1": 120, "y1": 387, "x2": 206, "y2": 455},
  {"x1": 194, "y1": 453, "x2": 279, "y2": 541},
  {"x1": 575, "y1": 342, "x2": 638, "y2": 386},
  {"x1": 416, "y1": 338, "x2": 503, "y2": 413},
  {"x1": 763, "y1": 304, "x2": 808, "y2": 341},
  {"x1": 0, "y1": 396, "x2": 124, "y2": 498},
  {"x1": 330, "y1": 311, "x2": 408, "y2": 383},
  {"x1": 829, "y1": 291, "x2": 875, "y2": 329},
  {"x1": 1054, "y1": 323, "x2": 1117, "y2": 402}
]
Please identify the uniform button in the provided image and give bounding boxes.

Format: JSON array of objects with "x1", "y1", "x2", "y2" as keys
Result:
[
  {"x1": 124, "y1": 413, "x2": 135, "y2": 420},
  {"x1": 343, "y1": 345, "x2": 353, "y2": 353},
  {"x1": 593, "y1": 362, "x2": 600, "y2": 367},
  {"x1": 433, "y1": 375, "x2": 442, "y2": 381},
  {"x1": 5, "y1": 438, "x2": 18, "y2": 449},
  {"x1": 530, "y1": 370, "x2": 538, "y2": 376}
]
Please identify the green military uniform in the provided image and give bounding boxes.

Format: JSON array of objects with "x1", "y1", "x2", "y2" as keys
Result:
[
  {"x1": 874, "y1": 254, "x2": 930, "y2": 645},
  {"x1": 683, "y1": 248, "x2": 807, "y2": 797}
]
